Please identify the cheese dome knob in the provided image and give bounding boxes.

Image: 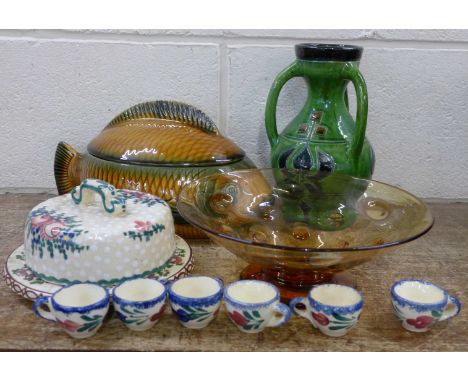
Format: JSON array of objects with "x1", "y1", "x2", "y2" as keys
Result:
[{"x1": 71, "y1": 179, "x2": 127, "y2": 216}]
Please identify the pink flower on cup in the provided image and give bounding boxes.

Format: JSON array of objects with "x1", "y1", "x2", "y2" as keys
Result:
[
  {"x1": 134, "y1": 220, "x2": 153, "y2": 232},
  {"x1": 312, "y1": 312, "x2": 330, "y2": 326},
  {"x1": 229, "y1": 311, "x2": 248, "y2": 327},
  {"x1": 57, "y1": 318, "x2": 81, "y2": 332},
  {"x1": 150, "y1": 306, "x2": 165, "y2": 322},
  {"x1": 406, "y1": 316, "x2": 434, "y2": 329}
]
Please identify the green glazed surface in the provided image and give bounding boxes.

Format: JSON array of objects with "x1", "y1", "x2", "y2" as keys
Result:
[{"x1": 265, "y1": 58, "x2": 375, "y2": 178}]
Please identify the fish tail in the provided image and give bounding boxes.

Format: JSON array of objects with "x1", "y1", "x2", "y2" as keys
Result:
[{"x1": 54, "y1": 142, "x2": 80, "y2": 194}]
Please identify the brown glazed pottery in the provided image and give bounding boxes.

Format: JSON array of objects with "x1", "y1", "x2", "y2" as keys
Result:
[{"x1": 54, "y1": 100, "x2": 256, "y2": 238}]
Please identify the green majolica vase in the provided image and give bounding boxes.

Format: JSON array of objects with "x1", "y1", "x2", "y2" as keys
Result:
[{"x1": 265, "y1": 43, "x2": 375, "y2": 178}]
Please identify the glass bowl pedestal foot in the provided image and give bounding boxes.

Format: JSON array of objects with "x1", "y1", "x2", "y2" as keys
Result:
[{"x1": 240, "y1": 264, "x2": 356, "y2": 303}]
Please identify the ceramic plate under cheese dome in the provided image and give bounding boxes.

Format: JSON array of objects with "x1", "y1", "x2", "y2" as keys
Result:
[{"x1": 3, "y1": 236, "x2": 193, "y2": 301}]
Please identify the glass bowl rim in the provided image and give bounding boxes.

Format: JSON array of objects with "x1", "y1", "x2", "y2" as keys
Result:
[{"x1": 176, "y1": 169, "x2": 434, "y2": 253}]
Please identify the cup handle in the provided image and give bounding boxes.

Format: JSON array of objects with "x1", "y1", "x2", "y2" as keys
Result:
[
  {"x1": 440, "y1": 295, "x2": 461, "y2": 321},
  {"x1": 214, "y1": 277, "x2": 224, "y2": 286},
  {"x1": 290, "y1": 297, "x2": 315, "y2": 326},
  {"x1": 267, "y1": 302, "x2": 292, "y2": 328},
  {"x1": 33, "y1": 296, "x2": 56, "y2": 322}
]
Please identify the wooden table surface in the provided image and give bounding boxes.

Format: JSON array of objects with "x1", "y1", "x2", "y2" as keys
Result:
[{"x1": 0, "y1": 194, "x2": 466, "y2": 351}]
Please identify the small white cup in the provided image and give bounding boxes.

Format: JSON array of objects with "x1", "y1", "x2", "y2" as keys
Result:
[
  {"x1": 112, "y1": 278, "x2": 167, "y2": 331},
  {"x1": 224, "y1": 280, "x2": 291, "y2": 333},
  {"x1": 290, "y1": 284, "x2": 364, "y2": 337},
  {"x1": 391, "y1": 280, "x2": 461, "y2": 332},
  {"x1": 33, "y1": 283, "x2": 110, "y2": 339},
  {"x1": 168, "y1": 276, "x2": 223, "y2": 329}
]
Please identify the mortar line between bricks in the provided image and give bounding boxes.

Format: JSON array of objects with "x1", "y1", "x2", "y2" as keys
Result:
[
  {"x1": 3, "y1": 30, "x2": 468, "y2": 50},
  {"x1": 218, "y1": 42, "x2": 229, "y2": 134}
]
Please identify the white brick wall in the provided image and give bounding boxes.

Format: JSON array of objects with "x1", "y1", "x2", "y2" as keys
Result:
[{"x1": 0, "y1": 29, "x2": 467, "y2": 199}]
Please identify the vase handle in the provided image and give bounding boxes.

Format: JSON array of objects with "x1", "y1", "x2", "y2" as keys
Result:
[
  {"x1": 342, "y1": 64, "x2": 369, "y2": 170},
  {"x1": 265, "y1": 61, "x2": 302, "y2": 148}
]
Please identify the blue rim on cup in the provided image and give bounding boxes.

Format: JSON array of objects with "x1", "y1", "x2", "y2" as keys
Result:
[
  {"x1": 224, "y1": 279, "x2": 291, "y2": 333},
  {"x1": 309, "y1": 285, "x2": 364, "y2": 316},
  {"x1": 391, "y1": 279, "x2": 457, "y2": 312},
  {"x1": 168, "y1": 275, "x2": 224, "y2": 329},
  {"x1": 33, "y1": 282, "x2": 110, "y2": 339},
  {"x1": 391, "y1": 279, "x2": 461, "y2": 332},
  {"x1": 223, "y1": 279, "x2": 280, "y2": 309},
  {"x1": 34, "y1": 282, "x2": 110, "y2": 318},
  {"x1": 112, "y1": 278, "x2": 167, "y2": 331}
]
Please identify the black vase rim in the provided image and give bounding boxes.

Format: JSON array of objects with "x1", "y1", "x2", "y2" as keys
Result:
[{"x1": 295, "y1": 43, "x2": 363, "y2": 62}]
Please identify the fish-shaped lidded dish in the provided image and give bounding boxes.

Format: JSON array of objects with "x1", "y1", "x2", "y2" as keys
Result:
[{"x1": 54, "y1": 100, "x2": 256, "y2": 238}]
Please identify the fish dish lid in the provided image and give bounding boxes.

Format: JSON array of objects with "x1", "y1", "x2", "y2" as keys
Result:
[{"x1": 87, "y1": 101, "x2": 246, "y2": 166}]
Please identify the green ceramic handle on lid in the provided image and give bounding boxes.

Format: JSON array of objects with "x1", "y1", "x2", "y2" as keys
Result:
[
  {"x1": 71, "y1": 178, "x2": 127, "y2": 216},
  {"x1": 265, "y1": 61, "x2": 302, "y2": 148}
]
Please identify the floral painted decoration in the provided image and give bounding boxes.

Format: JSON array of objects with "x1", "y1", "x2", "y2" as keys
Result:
[
  {"x1": 393, "y1": 303, "x2": 441, "y2": 329},
  {"x1": 57, "y1": 318, "x2": 81, "y2": 332},
  {"x1": 57, "y1": 314, "x2": 103, "y2": 333},
  {"x1": 150, "y1": 308, "x2": 166, "y2": 322},
  {"x1": 11, "y1": 253, "x2": 45, "y2": 284},
  {"x1": 228, "y1": 310, "x2": 264, "y2": 331},
  {"x1": 153, "y1": 247, "x2": 187, "y2": 278},
  {"x1": 134, "y1": 221, "x2": 153, "y2": 231},
  {"x1": 123, "y1": 221, "x2": 165, "y2": 242},
  {"x1": 26, "y1": 206, "x2": 89, "y2": 260},
  {"x1": 311, "y1": 312, "x2": 329, "y2": 326},
  {"x1": 125, "y1": 190, "x2": 168, "y2": 207},
  {"x1": 5, "y1": 243, "x2": 192, "y2": 302},
  {"x1": 170, "y1": 255, "x2": 184, "y2": 266},
  {"x1": 311, "y1": 311, "x2": 358, "y2": 331},
  {"x1": 406, "y1": 316, "x2": 434, "y2": 329},
  {"x1": 172, "y1": 305, "x2": 218, "y2": 323},
  {"x1": 117, "y1": 305, "x2": 165, "y2": 326}
]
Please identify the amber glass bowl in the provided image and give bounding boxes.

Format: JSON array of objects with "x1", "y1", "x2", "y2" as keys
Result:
[{"x1": 177, "y1": 169, "x2": 433, "y2": 301}]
